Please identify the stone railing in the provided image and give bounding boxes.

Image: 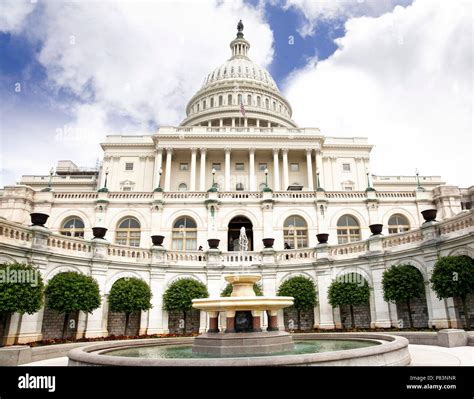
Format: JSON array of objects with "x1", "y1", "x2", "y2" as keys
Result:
[
  {"x1": 0, "y1": 221, "x2": 32, "y2": 243},
  {"x1": 436, "y1": 211, "x2": 473, "y2": 235},
  {"x1": 218, "y1": 192, "x2": 263, "y2": 200},
  {"x1": 325, "y1": 192, "x2": 367, "y2": 199},
  {"x1": 108, "y1": 192, "x2": 154, "y2": 200},
  {"x1": 382, "y1": 230, "x2": 423, "y2": 249},
  {"x1": 163, "y1": 192, "x2": 208, "y2": 200},
  {"x1": 47, "y1": 236, "x2": 92, "y2": 253},
  {"x1": 376, "y1": 192, "x2": 416, "y2": 199},
  {"x1": 222, "y1": 252, "x2": 261, "y2": 265},
  {"x1": 329, "y1": 241, "x2": 369, "y2": 257},
  {"x1": 272, "y1": 192, "x2": 316, "y2": 199},
  {"x1": 276, "y1": 248, "x2": 317, "y2": 263},
  {"x1": 53, "y1": 192, "x2": 99, "y2": 200},
  {"x1": 166, "y1": 250, "x2": 207, "y2": 263},
  {"x1": 107, "y1": 244, "x2": 151, "y2": 261}
]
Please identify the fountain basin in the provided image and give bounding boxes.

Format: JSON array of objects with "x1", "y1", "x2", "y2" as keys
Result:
[{"x1": 192, "y1": 296, "x2": 294, "y2": 312}]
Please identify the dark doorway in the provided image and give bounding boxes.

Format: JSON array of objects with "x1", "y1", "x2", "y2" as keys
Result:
[
  {"x1": 228, "y1": 216, "x2": 253, "y2": 251},
  {"x1": 235, "y1": 311, "x2": 253, "y2": 332}
]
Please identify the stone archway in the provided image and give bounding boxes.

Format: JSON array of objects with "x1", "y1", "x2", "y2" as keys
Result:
[{"x1": 227, "y1": 216, "x2": 253, "y2": 251}]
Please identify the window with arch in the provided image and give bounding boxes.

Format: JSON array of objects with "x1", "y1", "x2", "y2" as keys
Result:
[
  {"x1": 388, "y1": 214, "x2": 410, "y2": 234},
  {"x1": 60, "y1": 217, "x2": 85, "y2": 238},
  {"x1": 172, "y1": 216, "x2": 197, "y2": 250},
  {"x1": 203, "y1": 100, "x2": 206, "y2": 110},
  {"x1": 265, "y1": 98, "x2": 269, "y2": 109},
  {"x1": 247, "y1": 94, "x2": 252, "y2": 105},
  {"x1": 227, "y1": 94, "x2": 232, "y2": 105},
  {"x1": 336, "y1": 215, "x2": 361, "y2": 244},
  {"x1": 115, "y1": 217, "x2": 141, "y2": 247},
  {"x1": 210, "y1": 97, "x2": 214, "y2": 107},
  {"x1": 257, "y1": 96, "x2": 261, "y2": 107},
  {"x1": 178, "y1": 183, "x2": 188, "y2": 192},
  {"x1": 237, "y1": 94, "x2": 242, "y2": 104},
  {"x1": 283, "y1": 215, "x2": 308, "y2": 249},
  {"x1": 219, "y1": 95, "x2": 223, "y2": 106}
]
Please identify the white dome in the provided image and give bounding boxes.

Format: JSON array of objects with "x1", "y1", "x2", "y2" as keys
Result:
[{"x1": 203, "y1": 58, "x2": 279, "y2": 92}]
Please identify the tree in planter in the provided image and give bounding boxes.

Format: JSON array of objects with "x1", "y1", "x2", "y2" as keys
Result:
[
  {"x1": 0, "y1": 263, "x2": 44, "y2": 345},
  {"x1": 382, "y1": 264, "x2": 425, "y2": 329},
  {"x1": 108, "y1": 278, "x2": 152, "y2": 335},
  {"x1": 163, "y1": 278, "x2": 208, "y2": 333},
  {"x1": 221, "y1": 283, "x2": 263, "y2": 297},
  {"x1": 328, "y1": 274, "x2": 370, "y2": 329},
  {"x1": 277, "y1": 276, "x2": 317, "y2": 330},
  {"x1": 431, "y1": 256, "x2": 474, "y2": 330},
  {"x1": 45, "y1": 272, "x2": 101, "y2": 339}
]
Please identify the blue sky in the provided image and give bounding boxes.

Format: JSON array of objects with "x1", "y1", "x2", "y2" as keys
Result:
[{"x1": 0, "y1": 0, "x2": 471, "y2": 187}]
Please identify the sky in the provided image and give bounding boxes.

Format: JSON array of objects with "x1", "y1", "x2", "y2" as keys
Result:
[{"x1": 0, "y1": 0, "x2": 472, "y2": 187}]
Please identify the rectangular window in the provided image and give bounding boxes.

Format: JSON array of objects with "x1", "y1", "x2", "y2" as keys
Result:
[
  {"x1": 344, "y1": 186, "x2": 353, "y2": 191},
  {"x1": 212, "y1": 163, "x2": 221, "y2": 171},
  {"x1": 235, "y1": 163, "x2": 244, "y2": 171},
  {"x1": 122, "y1": 187, "x2": 132, "y2": 192},
  {"x1": 342, "y1": 163, "x2": 351, "y2": 172},
  {"x1": 180, "y1": 163, "x2": 189, "y2": 171},
  {"x1": 259, "y1": 163, "x2": 267, "y2": 171},
  {"x1": 290, "y1": 163, "x2": 299, "y2": 172},
  {"x1": 125, "y1": 162, "x2": 134, "y2": 171}
]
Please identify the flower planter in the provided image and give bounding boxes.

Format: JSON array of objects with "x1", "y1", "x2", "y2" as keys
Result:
[
  {"x1": 421, "y1": 209, "x2": 437, "y2": 223},
  {"x1": 92, "y1": 227, "x2": 107, "y2": 239},
  {"x1": 30, "y1": 213, "x2": 49, "y2": 227},
  {"x1": 207, "y1": 239, "x2": 220, "y2": 249},
  {"x1": 369, "y1": 224, "x2": 383, "y2": 235},
  {"x1": 151, "y1": 235, "x2": 165, "y2": 246},
  {"x1": 262, "y1": 238, "x2": 275, "y2": 249},
  {"x1": 316, "y1": 233, "x2": 329, "y2": 244}
]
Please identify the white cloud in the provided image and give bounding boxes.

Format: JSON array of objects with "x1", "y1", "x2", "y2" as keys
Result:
[
  {"x1": 284, "y1": 0, "x2": 472, "y2": 187},
  {"x1": 0, "y1": 0, "x2": 36, "y2": 33}
]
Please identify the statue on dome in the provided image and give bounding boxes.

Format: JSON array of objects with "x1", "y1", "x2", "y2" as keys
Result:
[{"x1": 237, "y1": 20, "x2": 244, "y2": 33}]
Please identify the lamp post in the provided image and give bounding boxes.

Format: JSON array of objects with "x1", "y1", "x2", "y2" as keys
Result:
[
  {"x1": 316, "y1": 172, "x2": 325, "y2": 192},
  {"x1": 42, "y1": 167, "x2": 54, "y2": 192},
  {"x1": 98, "y1": 167, "x2": 109, "y2": 192},
  {"x1": 263, "y1": 168, "x2": 272, "y2": 192},
  {"x1": 365, "y1": 170, "x2": 375, "y2": 192},
  {"x1": 154, "y1": 168, "x2": 163, "y2": 192},
  {"x1": 208, "y1": 168, "x2": 218, "y2": 192},
  {"x1": 415, "y1": 168, "x2": 425, "y2": 191}
]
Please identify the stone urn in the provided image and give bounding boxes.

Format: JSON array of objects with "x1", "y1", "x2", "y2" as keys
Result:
[
  {"x1": 262, "y1": 238, "x2": 275, "y2": 249},
  {"x1": 30, "y1": 212, "x2": 49, "y2": 227},
  {"x1": 207, "y1": 238, "x2": 220, "y2": 249},
  {"x1": 316, "y1": 233, "x2": 329, "y2": 244},
  {"x1": 151, "y1": 235, "x2": 165, "y2": 246},
  {"x1": 92, "y1": 227, "x2": 107, "y2": 239},
  {"x1": 421, "y1": 209, "x2": 437, "y2": 223},
  {"x1": 369, "y1": 224, "x2": 383, "y2": 235}
]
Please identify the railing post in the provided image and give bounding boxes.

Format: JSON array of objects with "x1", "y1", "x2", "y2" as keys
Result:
[
  {"x1": 315, "y1": 267, "x2": 335, "y2": 330},
  {"x1": 148, "y1": 247, "x2": 168, "y2": 334}
]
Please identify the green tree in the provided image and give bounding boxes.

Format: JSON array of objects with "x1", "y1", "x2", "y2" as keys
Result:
[
  {"x1": 328, "y1": 274, "x2": 370, "y2": 329},
  {"x1": 163, "y1": 278, "x2": 208, "y2": 333},
  {"x1": 221, "y1": 283, "x2": 263, "y2": 297},
  {"x1": 0, "y1": 263, "x2": 44, "y2": 345},
  {"x1": 382, "y1": 265, "x2": 425, "y2": 328},
  {"x1": 108, "y1": 278, "x2": 152, "y2": 335},
  {"x1": 277, "y1": 276, "x2": 317, "y2": 330},
  {"x1": 45, "y1": 272, "x2": 101, "y2": 338},
  {"x1": 431, "y1": 256, "x2": 474, "y2": 330}
]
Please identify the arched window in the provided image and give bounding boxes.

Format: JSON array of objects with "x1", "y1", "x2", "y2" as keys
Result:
[
  {"x1": 257, "y1": 96, "x2": 261, "y2": 107},
  {"x1": 197, "y1": 103, "x2": 200, "y2": 112},
  {"x1": 337, "y1": 215, "x2": 361, "y2": 244},
  {"x1": 236, "y1": 183, "x2": 244, "y2": 191},
  {"x1": 247, "y1": 94, "x2": 252, "y2": 105},
  {"x1": 178, "y1": 183, "x2": 188, "y2": 192},
  {"x1": 219, "y1": 95, "x2": 223, "y2": 106},
  {"x1": 172, "y1": 217, "x2": 197, "y2": 250},
  {"x1": 210, "y1": 97, "x2": 214, "y2": 107},
  {"x1": 116, "y1": 217, "x2": 141, "y2": 247},
  {"x1": 60, "y1": 217, "x2": 85, "y2": 238},
  {"x1": 203, "y1": 100, "x2": 206, "y2": 110},
  {"x1": 283, "y1": 215, "x2": 308, "y2": 249},
  {"x1": 237, "y1": 94, "x2": 242, "y2": 104},
  {"x1": 273, "y1": 101, "x2": 276, "y2": 110},
  {"x1": 388, "y1": 214, "x2": 410, "y2": 234},
  {"x1": 265, "y1": 98, "x2": 269, "y2": 109},
  {"x1": 227, "y1": 94, "x2": 232, "y2": 105}
]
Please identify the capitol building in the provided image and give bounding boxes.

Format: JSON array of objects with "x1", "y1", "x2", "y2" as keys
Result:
[{"x1": 0, "y1": 22, "x2": 473, "y2": 343}]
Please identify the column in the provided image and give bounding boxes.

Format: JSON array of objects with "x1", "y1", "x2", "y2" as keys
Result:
[
  {"x1": 190, "y1": 147, "x2": 197, "y2": 191},
  {"x1": 267, "y1": 310, "x2": 279, "y2": 331},
  {"x1": 272, "y1": 148, "x2": 280, "y2": 191},
  {"x1": 371, "y1": 265, "x2": 392, "y2": 328},
  {"x1": 85, "y1": 265, "x2": 108, "y2": 338},
  {"x1": 153, "y1": 148, "x2": 163, "y2": 188},
  {"x1": 316, "y1": 269, "x2": 335, "y2": 329},
  {"x1": 249, "y1": 147, "x2": 256, "y2": 191},
  {"x1": 425, "y1": 255, "x2": 450, "y2": 328},
  {"x1": 306, "y1": 149, "x2": 314, "y2": 190},
  {"x1": 252, "y1": 311, "x2": 262, "y2": 332},
  {"x1": 315, "y1": 149, "x2": 323, "y2": 188},
  {"x1": 225, "y1": 310, "x2": 235, "y2": 333},
  {"x1": 224, "y1": 147, "x2": 231, "y2": 191},
  {"x1": 282, "y1": 148, "x2": 289, "y2": 190},
  {"x1": 164, "y1": 147, "x2": 173, "y2": 191},
  {"x1": 208, "y1": 311, "x2": 219, "y2": 333},
  {"x1": 199, "y1": 148, "x2": 207, "y2": 191}
]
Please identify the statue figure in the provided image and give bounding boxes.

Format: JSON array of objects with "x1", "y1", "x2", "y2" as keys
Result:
[{"x1": 237, "y1": 19, "x2": 244, "y2": 33}]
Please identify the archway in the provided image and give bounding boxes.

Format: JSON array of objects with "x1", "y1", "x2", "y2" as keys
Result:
[{"x1": 227, "y1": 216, "x2": 253, "y2": 251}]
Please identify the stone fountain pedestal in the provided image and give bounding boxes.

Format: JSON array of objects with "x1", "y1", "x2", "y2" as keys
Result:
[{"x1": 192, "y1": 274, "x2": 294, "y2": 356}]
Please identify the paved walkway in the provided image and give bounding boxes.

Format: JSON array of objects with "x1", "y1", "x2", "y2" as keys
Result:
[{"x1": 20, "y1": 345, "x2": 474, "y2": 366}]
